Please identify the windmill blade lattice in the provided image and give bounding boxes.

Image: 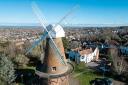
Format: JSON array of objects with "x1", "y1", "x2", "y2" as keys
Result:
[
  {"x1": 31, "y1": 2, "x2": 67, "y2": 65},
  {"x1": 32, "y1": 2, "x2": 79, "y2": 39},
  {"x1": 26, "y1": 31, "x2": 48, "y2": 54},
  {"x1": 49, "y1": 39, "x2": 66, "y2": 65},
  {"x1": 51, "y1": 5, "x2": 79, "y2": 33},
  {"x1": 49, "y1": 37, "x2": 66, "y2": 65},
  {"x1": 27, "y1": 2, "x2": 78, "y2": 65},
  {"x1": 32, "y1": 2, "x2": 47, "y2": 28}
]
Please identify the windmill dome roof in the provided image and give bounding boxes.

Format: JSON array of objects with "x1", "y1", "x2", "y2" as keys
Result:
[{"x1": 47, "y1": 24, "x2": 65, "y2": 38}]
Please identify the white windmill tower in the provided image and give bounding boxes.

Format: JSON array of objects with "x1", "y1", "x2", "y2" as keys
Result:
[{"x1": 26, "y1": 2, "x2": 77, "y2": 85}]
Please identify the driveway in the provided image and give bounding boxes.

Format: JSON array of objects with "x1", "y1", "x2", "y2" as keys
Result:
[{"x1": 86, "y1": 61, "x2": 99, "y2": 68}]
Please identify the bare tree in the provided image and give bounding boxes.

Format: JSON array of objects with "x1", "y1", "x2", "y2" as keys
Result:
[
  {"x1": 5, "y1": 41, "x2": 16, "y2": 58},
  {"x1": 108, "y1": 47, "x2": 127, "y2": 75}
]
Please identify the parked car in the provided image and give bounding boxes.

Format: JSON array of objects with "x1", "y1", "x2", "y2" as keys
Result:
[
  {"x1": 90, "y1": 78, "x2": 113, "y2": 85},
  {"x1": 99, "y1": 65, "x2": 110, "y2": 72}
]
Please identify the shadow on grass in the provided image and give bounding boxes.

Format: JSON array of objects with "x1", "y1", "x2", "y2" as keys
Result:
[
  {"x1": 15, "y1": 69, "x2": 40, "y2": 85},
  {"x1": 26, "y1": 54, "x2": 41, "y2": 67}
]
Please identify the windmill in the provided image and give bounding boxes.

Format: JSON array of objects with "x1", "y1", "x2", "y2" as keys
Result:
[{"x1": 26, "y1": 2, "x2": 77, "y2": 85}]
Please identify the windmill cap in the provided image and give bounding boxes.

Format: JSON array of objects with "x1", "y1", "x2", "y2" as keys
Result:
[{"x1": 46, "y1": 24, "x2": 65, "y2": 38}]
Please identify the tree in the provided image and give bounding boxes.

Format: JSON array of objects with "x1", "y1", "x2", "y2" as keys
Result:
[
  {"x1": 108, "y1": 48, "x2": 127, "y2": 75},
  {"x1": 0, "y1": 54, "x2": 15, "y2": 84},
  {"x1": 5, "y1": 41, "x2": 16, "y2": 59},
  {"x1": 13, "y1": 54, "x2": 29, "y2": 67},
  {"x1": 62, "y1": 37, "x2": 69, "y2": 50}
]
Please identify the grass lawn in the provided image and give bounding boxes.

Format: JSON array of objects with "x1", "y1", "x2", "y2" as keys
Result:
[
  {"x1": 22, "y1": 66, "x2": 36, "y2": 71},
  {"x1": 73, "y1": 62, "x2": 102, "y2": 85}
]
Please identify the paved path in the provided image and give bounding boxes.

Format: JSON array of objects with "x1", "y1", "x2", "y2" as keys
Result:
[
  {"x1": 69, "y1": 75, "x2": 80, "y2": 85},
  {"x1": 73, "y1": 70, "x2": 87, "y2": 78},
  {"x1": 86, "y1": 61, "x2": 99, "y2": 68},
  {"x1": 113, "y1": 80, "x2": 126, "y2": 85}
]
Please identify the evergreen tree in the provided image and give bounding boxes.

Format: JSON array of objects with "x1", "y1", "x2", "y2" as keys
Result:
[{"x1": 0, "y1": 54, "x2": 15, "y2": 84}]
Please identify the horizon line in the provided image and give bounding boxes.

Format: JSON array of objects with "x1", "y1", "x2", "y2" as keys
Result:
[{"x1": 0, "y1": 23, "x2": 128, "y2": 27}]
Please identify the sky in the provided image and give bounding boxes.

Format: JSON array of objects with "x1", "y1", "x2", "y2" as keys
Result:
[{"x1": 0, "y1": 0, "x2": 128, "y2": 26}]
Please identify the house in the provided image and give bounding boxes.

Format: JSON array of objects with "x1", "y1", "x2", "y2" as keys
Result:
[
  {"x1": 68, "y1": 50, "x2": 81, "y2": 64},
  {"x1": 120, "y1": 46, "x2": 128, "y2": 55},
  {"x1": 80, "y1": 47, "x2": 99, "y2": 63},
  {"x1": 67, "y1": 47, "x2": 99, "y2": 64}
]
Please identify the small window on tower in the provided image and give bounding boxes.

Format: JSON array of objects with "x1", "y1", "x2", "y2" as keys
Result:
[{"x1": 52, "y1": 67, "x2": 56, "y2": 71}]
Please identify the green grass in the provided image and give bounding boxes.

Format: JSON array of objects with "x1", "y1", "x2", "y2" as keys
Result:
[
  {"x1": 23, "y1": 66, "x2": 36, "y2": 70},
  {"x1": 73, "y1": 62, "x2": 102, "y2": 85},
  {"x1": 17, "y1": 65, "x2": 36, "y2": 71}
]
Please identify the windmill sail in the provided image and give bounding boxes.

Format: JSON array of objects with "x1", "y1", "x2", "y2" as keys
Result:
[
  {"x1": 26, "y1": 31, "x2": 48, "y2": 54},
  {"x1": 49, "y1": 39, "x2": 66, "y2": 65},
  {"x1": 31, "y1": 2, "x2": 66, "y2": 65},
  {"x1": 27, "y1": 2, "x2": 78, "y2": 65},
  {"x1": 32, "y1": 2, "x2": 47, "y2": 28},
  {"x1": 50, "y1": 5, "x2": 79, "y2": 33}
]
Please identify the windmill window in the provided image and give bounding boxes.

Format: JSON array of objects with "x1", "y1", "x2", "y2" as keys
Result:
[
  {"x1": 82, "y1": 56, "x2": 84, "y2": 59},
  {"x1": 52, "y1": 67, "x2": 56, "y2": 71}
]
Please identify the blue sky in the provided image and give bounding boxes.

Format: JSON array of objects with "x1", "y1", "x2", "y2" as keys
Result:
[{"x1": 0, "y1": 0, "x2": 128, "y2": 25}]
